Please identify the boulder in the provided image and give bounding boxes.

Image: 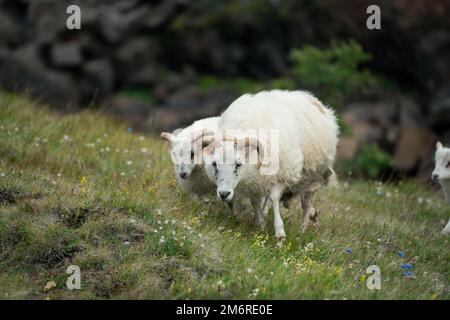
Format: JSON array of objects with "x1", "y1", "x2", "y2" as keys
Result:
[
  {"x1": 150, "y1": 86, "x2": 236, "y2": 130},
  {"x1": 429, "y1": 87, "x2": 450, "y2": 130},
  {"x1": 0, "y1": 46, "x2": 78, "y2": 109},
  {"x1": 80, "y1": 59, "x2": 115, "y2": 102},
  {"x1": 104, "y1": 95, "x2": 150, "y2": 129},
  {"x1": 99, "y1": 5, "x2": 149, "y2": 43},
  {"x1": 50, "y1": 42, "x2": 83, "y2": 67},
  {"x1": 27, "y1": 0, "x2": 67, "y2": 44}
]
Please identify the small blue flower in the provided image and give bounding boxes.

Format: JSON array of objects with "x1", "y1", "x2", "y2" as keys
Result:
[
  {"x1": 402, "y1": 271, "x2": 414, "y2": 277},
  {"x1": 401, "y1": 263, "x2": 413, "y2": 269},
  {"x1": 345, "y1": 248, "x2": 353, "y2": 253},
  {"x1": 128, "y1": 127, "x2": 133, "y2": 133},
  {"x1": 397, "y1": 250, "x2": 404, "y2": 257}
]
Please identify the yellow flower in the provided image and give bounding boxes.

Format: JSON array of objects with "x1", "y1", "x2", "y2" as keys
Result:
[
  {"x1": 431, "y1": 293, "x2": 438, "y2": 300},
  {"x1": 359, "y1": 275, "x2": 366, "y2": 283}
]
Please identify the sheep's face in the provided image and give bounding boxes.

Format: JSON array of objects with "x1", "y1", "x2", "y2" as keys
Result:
[
  {"x1": 171, "y1": 140, "x2": 200, "y2": 179},
  {"x1": 161, "y1": 131, "x2": 212, "y2": 180},
  {"x1": 204, "y1": 139, "x2": 262, "y2": 202},
  {"x1": 432, "y1": 142, "x2": 450, "y2": 182}
]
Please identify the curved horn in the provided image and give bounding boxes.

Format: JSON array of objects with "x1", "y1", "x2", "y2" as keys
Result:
[
  {"x1": 236, "y1": 137, "x2": 265, "y2": 169},
  {"x1": 191, "y1": 129, "x2": 216, "y2": 148}
]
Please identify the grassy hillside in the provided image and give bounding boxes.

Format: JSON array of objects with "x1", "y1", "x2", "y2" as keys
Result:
[{"x1": 0, "y1": 92, "x2": 448, "y2": 300}]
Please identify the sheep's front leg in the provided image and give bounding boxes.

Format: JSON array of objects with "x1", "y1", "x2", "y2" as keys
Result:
[
  {"x1": 301, "y1": 191, "x2": 318, "y2": 232},
  {"x1": 228, "y1": 200, "x2": 238, "y2": 217},
  {"x1": 270, "y1": 184, "x2": 286, "y2": 246},
  {"x1": 252, "y1": 197, "x2": 268, "y2": 231},
  {"x1": 442, "y1": 218, "x2": 450, "y2": 235}
]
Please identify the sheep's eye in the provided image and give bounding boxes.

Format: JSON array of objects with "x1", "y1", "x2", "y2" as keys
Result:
[
  {"x1": 236, "y1": 162, "x2": 242, "y2": 169},
  {"x1": 212, "y1": 161, "x2": 217, "y2": 168}
]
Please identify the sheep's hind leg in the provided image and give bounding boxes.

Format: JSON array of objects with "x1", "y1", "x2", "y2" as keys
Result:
[
  {"x1": 270, "y1": 184, "x2": 286, "y2": 247},
  {"x1": 301, "y1": 191, "x2": 318, "y2": 232}
]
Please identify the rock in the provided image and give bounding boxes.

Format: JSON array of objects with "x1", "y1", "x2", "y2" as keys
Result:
[
  {"x1": 50, "y1": 42, "x2": 83, "y2": 67},
  {"x1": 114, "y1": 37, "x2": 158, "y2": 87},
  {"x1": 104, "y1": 95, "x2": 150, "y2": 129},
  {"x1": 429, "y1": 88, "x2": 450, "y2": 130},
  {"x1": 80, "y1": 59, "x2": 115, "y2": 102},
  {"x1": 27, "y1": 0, "x2": 66, "y2": 44},
  {"x1": 150, "y1": 86, "x2": 236, "y2": 130},
  {"x1": 336, "y1": 136, "x2": 359, "y2": 161},
  {"x1": 0, "y1": 11, "x2": 23, "y2": 46},
  {"x1": 393, "y1": 125, "x2": 436, "y2": 172},
  {"x1": 144, "y1": 1, "x2": 180, "y2": 29},
  {"x1": 99, "y1": 5, "x2": 149, "y2": 43},
  {"x1": 44, "y1": 281, "x2": 57, "y2": 292},
  {"x1": 0, "y1": 46, "x2": 78, "y2": 109}
]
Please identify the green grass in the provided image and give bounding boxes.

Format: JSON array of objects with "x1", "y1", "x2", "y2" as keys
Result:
[{"x1": 0, "y1": 92, "x2": 448, "y2": 300}]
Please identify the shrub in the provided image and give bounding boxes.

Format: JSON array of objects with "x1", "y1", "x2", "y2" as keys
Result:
[
  {"x1": 289, "y1": 40, "x2": 377, "y2": 108},
  {"x1": 350, "y1": 143, "x2": 393, "y2": 179}
]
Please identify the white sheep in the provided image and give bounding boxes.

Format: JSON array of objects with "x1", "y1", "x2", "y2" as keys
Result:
[
  {"x1": 431, "y1": 141, "x2": 450, "y2": 235},
  {"x1": 203, "y1": 90, "x2": 339, "y2": 245},
  {"x1": 161, "y1": 117, "x2": 219, "y2": 197}
]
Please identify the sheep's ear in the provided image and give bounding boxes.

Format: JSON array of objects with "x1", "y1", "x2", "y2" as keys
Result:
[
  {"x1": 161, "y1": 132, "x2": 176, "y2": 143},
  {"x1": 437, "y1": 141, "x2": 443, "y2": 150}
]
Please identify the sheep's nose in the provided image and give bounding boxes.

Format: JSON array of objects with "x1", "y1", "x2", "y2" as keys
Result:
[
  {"x1": 180, "y1": 172, "x2": 187, "y2": 179},
  {"x1": 432, "y1": 174, "x2": 439, "y2": 181},
  {"x1": 219, "y1": 191, "x2": 231, "y2": 200}
]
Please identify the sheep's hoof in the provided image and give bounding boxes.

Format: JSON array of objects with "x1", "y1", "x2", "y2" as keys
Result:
[
  {"x1": 309, "y1": 208, "x2": 319, "y2": 226},
  {"x1": 276, "y1": 237, "x2": 286, "y2": 248}
]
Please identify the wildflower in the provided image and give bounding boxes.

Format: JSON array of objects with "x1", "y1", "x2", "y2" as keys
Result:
[
  {"x1": 345, "y1": 248, "x2": 353, "y2": 253},
  {"x1": 63, "y1": 135, "x2": 72, "y2": 142},
  {"x1": 159, "y1": 237, "x2": 165, "y2": 244},
  {"x1": 431, "y1": 293, "x2": 438, "y2": 300},
  {"x1": 80, "y1": 176, "x2": 88, "y2": 193},
  {"x1": 402, "y1": 271, "x2": 414, "y2": 277},
  {"x1": 249, "y1": 288, "x2": 259, "y2": 298},
  {"x1": 128, "y1": 128, "x2": 133, "y2": 133},
  {"x1": 397, "y1": 250, "x2": 404, "y2": 257},
  {"x1": 126, "y1": 160, "x2": 133, "y2": 166},
  {"x1": 247, "y1": 267, "x2": 254, "y2": 274},
  {"x1": 141, "y1": 148, "x2": 148, "y2": 153},
  {"x1": 216, "y1": 280, "x2": 225, "y2": 290},
  {"x1": 139, "y1": 136, "x2": 145, "y2": 141},
  {"x1": 401, "y1": 263, "x2": 413, "y2": 269}
]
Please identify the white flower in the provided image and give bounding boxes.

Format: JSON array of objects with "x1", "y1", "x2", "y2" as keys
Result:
[
  {"x1": 247, "y1": 267, "x2": 254, "y2": 274},
  {"x1": 63, "y1": 135, "x2": 72, "y2": 142},
  {"x1": 139, "y1": 136, "x2": 145, "y2": 141},
  {"x1": 141, "y1": 148, "x2": 148, "y2": 153},
  {"x1": 126, "y1": 161, "x2": 133, "y2": 166}
]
